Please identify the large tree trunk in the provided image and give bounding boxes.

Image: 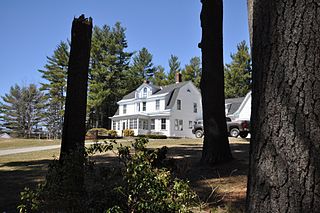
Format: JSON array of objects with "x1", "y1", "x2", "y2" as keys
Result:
[
  {"x1": 246, "y1": 1, "x2": 320, "y2": 212},
  {"x1": 199, "y1": 0, "x2": 232, "y2": 164},
  {"x1": 59, "y1": 15, "x2": 92, "y2": 189},
  {"x1": 247, "y1": 0, "x2": 253, "y2": 48}
]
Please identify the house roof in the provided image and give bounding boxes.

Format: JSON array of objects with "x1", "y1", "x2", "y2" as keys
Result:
[
  {"x1": 121, "y1": 81, "x2": 189, "y2": 101},
  {"x1": 225, "y1": 97, "x2": 245, "y2": 115},
  {"x1": 121, "y1": 83, "x2": 161, "y2": 100}
]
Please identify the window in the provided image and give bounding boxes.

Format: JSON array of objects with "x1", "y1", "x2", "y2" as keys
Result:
[
  {"x1": 161, "y1": 118, "x2": 166, "y2": 130},
  {"x1": 123, "y1": 104, "x2": 127, "y2": 114},
  {"x1": 117, "y1": 121, "x2": 120, "y2": 130},
  {"x1": 189, "y1": 121, "x2": 193, "y2": 129},
  {"x1": 142, "y1": 102, "x2": 146, "y2": 111},
  {"x1": 112, "y1": 121, "x2": 117, "y2": 130},
  {"x1": 150, "y1": 119, "x2": 155, "y2": 130},
  {"x1": 143, "y1": 87, "x2": 147, "y2": 98},
  {"x1": 136, "y1": 103, "x2": 140, "y2": 112},
  {"x1": 174, "y1": 119, "x2": 179, "y2": 130},
  {"x1": 129, "y1": 119, "x2": 137, "y2": 129},
  {"x1": 179, "y1": 120, "x2": 183, "y2": 131},
  {"x1": 175, "y1": 119, "x2": 183, "y2": 131},
  {"x1": 177, "y1": 99, "x2": 181, "y2": 110},
  {"x1": 139, "y1": 119, "x2": 148, "y2": 130},
  {"x1": 156, "y1": 99, "x2": 160, "y2": 110},
  {"x1": 193, "y1": 103, "x2": 197, "y2": 113},
  {"x1": 143, "y1": 120, "x2": 148, "y2": 130}
]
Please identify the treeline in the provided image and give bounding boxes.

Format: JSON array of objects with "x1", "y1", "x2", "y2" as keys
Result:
[{"x1": 0, "y1": 22, "x2": 251, "y2": 138}]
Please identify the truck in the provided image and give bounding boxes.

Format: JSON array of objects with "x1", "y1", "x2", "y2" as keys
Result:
[{"x1": 192, "y1": 117, "x2": 250, "y2": 138}]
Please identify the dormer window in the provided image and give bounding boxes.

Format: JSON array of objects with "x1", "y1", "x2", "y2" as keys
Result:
[{"x1": 143, "y1": 87, "x2": 147, "y2": 98}]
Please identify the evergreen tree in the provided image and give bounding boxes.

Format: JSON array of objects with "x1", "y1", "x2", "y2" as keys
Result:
[
  {"x1": 167, "y1": 55, "x2": 181, "y2": 84},
  {"x1": 0, "y1": 84, "x2": 45, "y2": 138},
  {"x1": 128, "y1": 47, "x2": 155, "y2": 89},
  {"x1": 38, "y1": 41, "x2": 69, "y2": 139},
  {"x1": 152, "y1": 66, "x2": 168, "y2": 86},
  {"x1": 182, "y1": 56, "x2": 202, "y2": 88},
  {"x1": 88, "y1": 23, "x2": 133, "y2": 129},
  {"x1": 224, "y1": 41, "x2": 251, "y2": 98}
]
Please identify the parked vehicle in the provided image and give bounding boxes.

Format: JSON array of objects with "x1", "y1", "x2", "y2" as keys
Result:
[{"x1": 192, "y1": 117, "x2": 250, "y2": 138}]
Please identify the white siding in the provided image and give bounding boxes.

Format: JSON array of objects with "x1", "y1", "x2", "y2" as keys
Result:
[
  {"x1": 238, "y1": 93, "x2": 251, "y2": 120},
  {"x1": 111, "y1": 81, "x2": 201, "y2": 138},
  {"x1": 169, "y1": 82, "x2": 202, "y2": 138}
]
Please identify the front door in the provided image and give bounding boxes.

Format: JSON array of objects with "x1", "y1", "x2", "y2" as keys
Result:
[{"x1": 122, "y1": 122, "x2": 126, "y2": 130}]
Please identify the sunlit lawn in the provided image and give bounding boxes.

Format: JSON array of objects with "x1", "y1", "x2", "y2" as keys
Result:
[{"x1": 0, "y1": 138, "x2": 60, "y2": 150}]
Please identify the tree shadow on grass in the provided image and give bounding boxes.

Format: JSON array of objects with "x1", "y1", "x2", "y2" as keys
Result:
[
  {"x1": 0, "y1": 159, "x2": 52, "y2": 212},
  {"x1": 163, "y1": 143, "x2": 249, "y2": 210},
  {"x1": 0, "y1": 142, "x2": 249, "y2": 212}
]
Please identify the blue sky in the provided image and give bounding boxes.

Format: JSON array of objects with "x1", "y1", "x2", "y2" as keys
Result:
[{"x1": 0, "y1": 0, "x2": 249, "y2": 97}]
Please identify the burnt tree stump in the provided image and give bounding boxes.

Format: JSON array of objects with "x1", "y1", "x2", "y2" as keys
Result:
[{"x1": 59, "y1": 15, "x2": 92, "y2": 194}]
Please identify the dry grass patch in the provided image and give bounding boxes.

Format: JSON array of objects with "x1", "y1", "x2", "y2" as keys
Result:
[
  {"x1": 0, "y1": 138, "x2": 60, "y2": 150},
  {"x1": 0, "y1": 137, "x2": 249, "y2": 212}
]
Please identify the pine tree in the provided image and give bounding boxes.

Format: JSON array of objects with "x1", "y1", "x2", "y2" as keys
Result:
[
  {"x1": 152, "y1": 65, "x2": 168, "y2": 86},
  {"x1": 88, "y1": 23, "x2": 133, "y2": 129},
  {"x1": 0, "y1": 84, "x2": 45, "y2": 138},
  {"x1": 39, "y1": 41, "x2": 69, "y2": 139},
  {"x1": 128, "y1": 47, "x2": 155, "y2": 89},
  {"x1": 167, "y1": 55, "x2": 181, "y2": 84},
  {"x1": 182, "y1": 56, "x2": 202, "y2": 88},
  {"x1": 224, "y1": 41, "x2": 251, "y2": 98}
]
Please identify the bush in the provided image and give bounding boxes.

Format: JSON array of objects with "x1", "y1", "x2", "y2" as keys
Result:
[
  {"x1": 107, "y1": 130, "x2": 118, "y2": 138},
  {"x1": 86, "y1": 128, "x2": 118, "y2": 139},
  {"x1": 123, "y1": 129, "x2": 134, "y2": 137},
  {"x1": 86, "y1": 128, "x2": 108, "y2": 137},
  {"x1": 136, "y1": 134, "x2": 167, "y2": 139},
  {"x1": 17, "y1": 138, "x2": 196, "y2": 213}
]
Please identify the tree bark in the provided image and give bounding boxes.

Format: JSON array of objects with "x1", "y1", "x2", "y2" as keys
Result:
[
  {"x1": 247, "y1": 1, "x2": 320, "y2": 212},
  {"x1": 60, "y1": 15, "x2": 92, "y2": 156},
  {"x1": 247, "y1": 0, "x2": 253, "y2": 48},
  {"x1": 199, "y1": 0, "x2": 233, "y2": 165},
  {"x1": 59, "y1": 14, "x2": 92, "y2": 193}
]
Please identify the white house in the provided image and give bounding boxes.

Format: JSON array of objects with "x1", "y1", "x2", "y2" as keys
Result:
[
  {"x1": 225, "y1": 91, "x2": 251, "y2": 120},
  {"x1": 110, "y1": 74, "x2": 202, "y2": 137}
]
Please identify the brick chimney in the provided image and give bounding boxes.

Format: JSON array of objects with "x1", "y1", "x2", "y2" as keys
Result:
[
  {"x1": 143, "y1": 79, "x2": 150, "y2": 84},
  {"x1": 175, "y1": 72, "x2": 182, "y2": 84}
]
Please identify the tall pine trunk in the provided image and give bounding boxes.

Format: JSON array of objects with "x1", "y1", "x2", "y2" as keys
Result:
[
  {"x1": 59, "y1": 15, "x2": 92, "y2": 193},
  {"x1": 199, "y1": 0, "x2": 232, "y2": 164},
  {"x1": 247, "y1": 0, "x2": 253, "y2": 48},
  {"x1": 247, "y1": 1, "x2": 320, "y2": 212}
]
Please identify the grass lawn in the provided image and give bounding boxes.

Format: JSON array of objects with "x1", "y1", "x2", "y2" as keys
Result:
[
  {"x1": 0, "y1": 137, "x2": 249, "y2": 212},
  {"x1": 0, "y1": 138, "x2": 61, "y2": 150}
]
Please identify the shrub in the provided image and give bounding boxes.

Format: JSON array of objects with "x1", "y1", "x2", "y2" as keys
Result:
[
  {"x1": 122, "y1": 129, "x2": 134, "y2": 137},
  {"x1": 86, "y1": 128, "x2": 118, "y2": 139},
  {"x1": 86, "y1": 128, "x2": 109, "y2": 137},
  {"x1": 17, "y1": 138, "x2": 196, "y2": 213},
  {"x1": 115, "y1": 138, "x2": 195, "y2": 212},
  {"x1": 107, "y1": 130, "x2": 118, "y2": 138}
]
